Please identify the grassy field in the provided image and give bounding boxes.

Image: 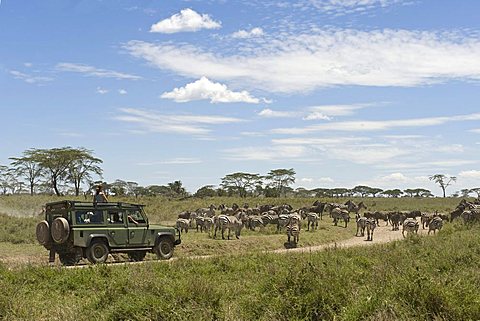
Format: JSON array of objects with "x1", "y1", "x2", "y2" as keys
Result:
[
  {"x1": 0, "y1": 195, "x2": 467, "y2": 265},
  {"x1": 0, "y1": 222, "x2": 479, "y2": 320}
]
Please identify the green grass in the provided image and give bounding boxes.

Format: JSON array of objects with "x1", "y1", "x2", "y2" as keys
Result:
[{"x1": 0, "y1": 222, "x2": 479, "y2": 320}]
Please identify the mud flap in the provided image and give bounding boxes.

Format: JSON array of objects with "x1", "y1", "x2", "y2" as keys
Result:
[{"x1": 49, "y1": 248, "x2": 56, "y2": 263}]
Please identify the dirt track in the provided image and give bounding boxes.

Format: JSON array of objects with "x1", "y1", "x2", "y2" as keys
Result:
[{"x1": 271, "y1": 219, "x2": 427, "y2": 254}]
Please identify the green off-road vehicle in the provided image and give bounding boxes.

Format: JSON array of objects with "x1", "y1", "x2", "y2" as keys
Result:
[{"x1": 36, "y1": 200, "x2": 181, "y2": 265}]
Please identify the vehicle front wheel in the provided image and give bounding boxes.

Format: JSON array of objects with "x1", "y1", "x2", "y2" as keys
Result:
[
  {"x1": 155, "y1": 237, "x2": 174, "y2": 260},
  {"x1": 86, "y1": 240, "x2": 109, "y2": 264}
]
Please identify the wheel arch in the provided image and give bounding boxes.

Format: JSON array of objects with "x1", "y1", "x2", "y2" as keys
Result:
[{"x1": 86, "y1": 234, "x2": 110, "y2": 248}]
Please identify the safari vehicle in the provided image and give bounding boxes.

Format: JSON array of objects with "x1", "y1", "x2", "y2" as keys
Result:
[{"x1": 36, "y1": 200, "x2": 181, "y2": 265}]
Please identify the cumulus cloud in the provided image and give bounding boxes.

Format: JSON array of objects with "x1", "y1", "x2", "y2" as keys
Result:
[
  {"x1": 232, "y1": 27, "x2": 264, "y2": 39},
  {"x1": 9, "y1": 70, "x2": 53, "y2": 84},
  {"x1": 161, "y1": 77, "x2": 264, "y2": 103},
  {"x1": 305, "y1": 0, "x2": 406, "y2": 15},
  {"x1": 118, "y1": 89, "x2": 128, "y2": 95},
  {"x1": 115, "y1": 108, "x2": 244, "y2": 136},
  {"x1": 125, "y1": 29, "x2": 480, "y2": 93},
  {"x1": 56, "y1": 63, "x2": 141, "y2": 80},
  {"x1": 223, "y1": 145, "x2": 307, "y2": 161},
  {"x1": 150, "y1": 8, "x2": 221, "y2": 33}
]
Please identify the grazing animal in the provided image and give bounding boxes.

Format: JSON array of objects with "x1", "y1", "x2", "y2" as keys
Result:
[
  {"x1": 389, "y1": 212, "x2": 404, "y2": 231},
  {"x1": 195, "y1": 216, "x2": 206, "y2": 232},
  {"x1": 214, "y1": 215, "x2": 243, "y2": 240},
  {"x1": 345, "y1": 200, "x2": 367, "y2": 216},
  {"x1": 331, "y1": 208, "x2": 350, "y2": 228},
  {"x1": 402, "y1": 218, "x2": 419, "y2": 237},
  {"x1": 421, "y1": 213, "x2": 433, "y2": 229},
  {"x1": 306, "y1": 212, "x2": 319, "y2": 231},
  {"x1": 428, "y1": 217, "x2": 443, "y2": 235},
  {"x1": 286, "y1": 214, "x2": 301, "y2": 245},
  {"x1": 203, "y1": 217, "x2": 215, "y2": 236},
  {"x1": 365, "y1": 218, "x2": 376, "y2": 241},
  {"x1": 356, "y1": 217, "x2": 367, "y2": 237},
  {"x1": 176, "y1": 218, "x2": 190, "y2": 233},
  {"x1": 248, "y1": 216, "x2": 264, "y2": 231}
]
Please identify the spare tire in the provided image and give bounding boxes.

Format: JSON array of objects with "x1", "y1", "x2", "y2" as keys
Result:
[
  {"x1": 36, "y1": 220, "x2": 51, "y2": 245},
  {"x1": 51, "y1": 217, "x2": 70, "y2": 244}
]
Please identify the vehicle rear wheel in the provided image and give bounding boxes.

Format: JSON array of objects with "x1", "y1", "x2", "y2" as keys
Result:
[
  {"x1": 128, "y1": 251, "x2": 146, "y2": 262},
  {"x1": 155, "y1": 237, "x2": 174, "y2": 260},
  {"x1": 86, "y1": 240, "x2": 109, "y2": 264}
]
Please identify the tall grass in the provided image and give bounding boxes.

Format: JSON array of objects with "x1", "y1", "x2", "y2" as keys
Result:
[{"x1": 0, "y1": 223, "x2": 479, "y2": 320}]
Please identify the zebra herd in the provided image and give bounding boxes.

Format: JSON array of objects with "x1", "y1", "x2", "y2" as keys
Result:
[{"x1": 175, "y1": 198, "x2": 480, "y2": 246}]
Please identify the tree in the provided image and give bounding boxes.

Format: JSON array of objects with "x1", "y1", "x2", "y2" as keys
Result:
[
  {"x1": 429, "y1": 174, "x2": 456, "y2": 198},
  {"x1": 195, "y1": 185, "x2": 217, "y2": 198},
  {"x1": 403, "y1": 189, "x2": 416, "y2": 197},
  {"x1": 168, "y1": 180, "x2": 187, "y2": 197},
  {"x1": 265, "y1": 168, "x2": 296, "y2": 197},
  {"x1": 110, "y1": 179, "x2": 128, "y2": 196},
  {"x1": 369, "y1": 188, "x2": 383, "y2": 197},
  {"x1": 382, "y1": 189, "x2": 403, "y2": 198},
  {"x1": 460, "y1": 189, "x2": 471, "y2": 198},
  {"x1": 10, "y1": 149, "x2": 44, "y2": 195},
  {"x1": 66, "y1": 148, "x2": 103, "y2": 196},
  {"x1": 221, "y1": 172, "x2": 262, "y2": 198},
  {"x1": 0, "y1": 165, "x2": 10, "y2": 194},
  {"x1": 352, "y1": 185, "x2": 372, "y2": 197},
  {"x1": 469, "y1": 188, "x2": 480, "y2": 198}
]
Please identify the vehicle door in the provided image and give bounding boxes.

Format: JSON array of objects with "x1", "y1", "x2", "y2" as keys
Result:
[
  {"x1": 126, "y1": 209, "x2": 148, "y2": 246},
  {"x1": 106, "y1": 210, "x2": 128, "y2": 248}
]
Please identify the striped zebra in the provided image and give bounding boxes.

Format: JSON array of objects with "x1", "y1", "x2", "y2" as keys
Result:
[
  {"x1": 175, "y1": 218, "x2": 190, "y2": 233},
  {"x1": 214, "y1": 215, "x2": 243, "y2": 240},
  {"x1": 365, "y1": 218, "x2": 376, "y2": 241},
  {"x1": 195, "y1": 216, "x2": 208, "y2": 232},
  {"x1": 248, "y1": 216, "x2": 264, "y2": 231},
  {"x1": 203, "y1": 217, "x2": 215, "y2": 236},
  {"x1": 389, "y1": 212, "x2": 404, "y2": 231},
  {"x1": 306, "y1": 212, "x2": 319, "y2": 231},
  {"x1": 286, "y1": 215, "x2": 301, "y2": 245},
  {"x1": 402, "y1": 218, "x2": 419, "y2": 237},
  {"x1": 421, "y1": 213, "x2": 433, "y2": 229},
  {"x1": 356, "y1": 217, "x2": 367, "y2": 237},
  {"x1": 277, "y1": 213, "x2": 292, "y2": 231},
  {"x1": 331, "y1": 207, "x2": 350, "y2": 228},
  {"x1": 428, "y1": 216, "x2": 443, "y2": 235}
]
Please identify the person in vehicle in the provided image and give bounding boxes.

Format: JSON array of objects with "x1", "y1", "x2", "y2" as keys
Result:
[{"x1": 93, "y1": 185, "x2": 108, "y2": 203}]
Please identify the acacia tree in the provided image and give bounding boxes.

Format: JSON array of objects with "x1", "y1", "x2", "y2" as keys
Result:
[
  {"x1": 67, "y1": 148, "x2": 103, "y2": 196},
  {"x1": 168, "y1": 180, "x2": 187, "y2": 197},
  {"x1": 429, "y1": 174, "x2": 456, "y2": 198},
  {"x1": 382, "y1": 189, "x2": 403, "y2": 198},
  {"x1": 10, "y1": 149, "x2": 44, "y2": 195},
  {"x1": 221, "y1": 172, "x2": 262, "y2": 198},
  {"x1": 266, "y1": 168, "x2": 296, "y2": 197}
]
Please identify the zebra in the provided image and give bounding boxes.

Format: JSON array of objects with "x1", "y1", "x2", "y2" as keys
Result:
[
  {"x1": 248, "y1": 216, "x2": 264, "y2": 231},
  {"x1": 306, "y1": 212, "x2": 319, "y2": 231},
  {"x1": 356, "y1": 217, "x2": 367, "y2": 237},
  {"x1": 402, "y1": 218, "x2": 419, "y2": 237},
  {"x1": 365, "y1": 218, "x2": 376, "y2": 241},
  {"x1": 214, "y1": 215, "x2": 243, "y2": 240},
  {"x1": 331, "y1": 207, "x2": 350, "y2": 228},
  {"x1": 286, "y1": 214, "x2": 301, "y2": 245},
  {"x1": 421, "y1": 213, "x2": 433, "y2": 229},
  {"x1": 195, "y1": 216, "x2": 206, "y2": 232},
  {"x1": 428, "y1": 216, "x2": 443, "y2": 235},
  {"x1": 277, "y1": 213, "x2": 292, "y2": 231},
  {"x1": 175, "y1": 218, "x2": 190, "y2": 233},
  {"x1": 203, "y1": 217, "x2": 215, "y2": 236}
]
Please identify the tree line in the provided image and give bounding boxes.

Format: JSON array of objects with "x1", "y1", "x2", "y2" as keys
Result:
[{"x1": 0, "y1": 147, "x2": 478, "y2": 198}]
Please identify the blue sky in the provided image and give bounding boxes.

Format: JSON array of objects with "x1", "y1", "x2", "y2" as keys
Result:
[{"x1": 1, "y1": 0, "x2": 480, "y2": 195}]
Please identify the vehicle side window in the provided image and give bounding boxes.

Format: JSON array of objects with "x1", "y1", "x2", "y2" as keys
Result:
[
  {"x1": 107, "y1": 211, "x2": 124, "y2": 224},
  {"x1": 127, "y1": 209, "x2": 146, "y2": 224}
]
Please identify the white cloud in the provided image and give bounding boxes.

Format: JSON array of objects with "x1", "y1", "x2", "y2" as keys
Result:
[
  {"x1": 223, "y1": 145, "x2": 307, "y2": 161},
  {"x1": 300, "y1": 178, "x2": 314, "y2": 183},
  {"x1": 125, "y1": 29, "x2": 480, "y2": 93},
  {"x1": 150, "y1": 8, "x2": 221, "y2": 33},
  {"x1": 318, "y1": 177, "x2": 334, "y2": 183},
  {"x1": 307, "y1": 104, "x2": 368, "y2": 117},
  {"x1": 138, "y1": 158, "x2": 202, "y2": 165},
  {"x1": 303, "y1": 112, "x2": 331, "y2": 121},
  {"x1": 470, "y1": 129, "x2": 480, "y2": 133},
  {"x1": 232, "y1": 27, "x2": 264, "y2": 39},
  {"x1": 161, "y1": 77, "x2": 264, "y2": 103},
  {"x1": 10, "y1": 70, "x2": 53, "y2": 84},
  {"x1": 258, "y1": 109, "x2": 299, "y2": 118},
  {"x1": 23, "y1": 62, "x2": 33, "y2": 68},
  {"x1": 56, "y1": 63, "x2": 141, "y2": 80},
  {"x1": 305, "y1": 0, "x2": 406, "y2": 15},
  {"x1": 96, "y1": 87, "x2": 108, "y2": 94},
  {"x1": 272, "y1": 112, "x2": 480, "y2": 134},
  {"x1": 458, "y1": 170, "x2": 480, "y2": 180},
  {"x1": 118, "y1": 89, "x2": 128, "y2": 95},
  {"x1": 115, "y1": 108, "x2": 244, "y2": 136}
]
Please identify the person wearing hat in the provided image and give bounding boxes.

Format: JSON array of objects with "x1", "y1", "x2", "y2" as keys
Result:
[{"x1": 93, "y1": 185, "x2": 108, "y2": 203}]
